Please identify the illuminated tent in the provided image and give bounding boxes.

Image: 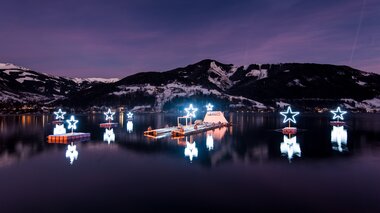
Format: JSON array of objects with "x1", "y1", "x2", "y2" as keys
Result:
[{"x1": 203, "y1": 111, "x2": 228, "y2": 124}]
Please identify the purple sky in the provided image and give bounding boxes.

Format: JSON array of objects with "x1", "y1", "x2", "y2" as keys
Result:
[{"x1": 0, "y1": 0, "x2": 379, "y2": 77}]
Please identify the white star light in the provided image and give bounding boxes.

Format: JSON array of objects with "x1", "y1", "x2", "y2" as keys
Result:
[
  {"x1": 54, "y1": 108, "x2": 66, "y2": 120},
  {"x1": 66, "y1": 115, "x2": 78, "y2": 131},
  {"x1": 280, "y1": 106, "x2": 300, "y2": 124},
  {"x1": 185, "y1": 104, "x2": 198, "y2": 118},
  {"x1": 104, "y1": 108, "x2": 115, "y2": 121},
  {"x1": 206, "y1": 103, "x2": 214, "y2": 111},
  {"x1": 127, "y1": 112, "x2": 133, "y2": 119},
  {"x1": 331, "y1": 107, "x2": 347, "y2": 120}
]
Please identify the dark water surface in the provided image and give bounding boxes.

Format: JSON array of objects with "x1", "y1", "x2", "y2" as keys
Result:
[{"x1": 0, "y1": 113, "x2": 380, "y2": 212}]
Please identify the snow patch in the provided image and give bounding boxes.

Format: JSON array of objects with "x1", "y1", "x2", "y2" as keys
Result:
[{"x1": 245, "y1": 69, "x2": 268, "y2": 79}]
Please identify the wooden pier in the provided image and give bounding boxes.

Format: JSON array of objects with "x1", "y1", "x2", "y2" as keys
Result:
[
  {"x1": 144, "y1": 123, "x2": 228, "y2": 138},
  {"x1": 144, "y1": 126, "x2": 177, "y2": 137},
  {"x1": 47, "y1": 132, "x2": 91, "y2": 143}
]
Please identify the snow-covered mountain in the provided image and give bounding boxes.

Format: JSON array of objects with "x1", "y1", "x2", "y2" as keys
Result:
[{"x1": 1, "y1": 60, "x2": 380, "y2": 112}]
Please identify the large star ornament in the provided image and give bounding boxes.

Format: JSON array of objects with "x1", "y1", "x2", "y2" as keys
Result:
[
  {"x1": 185, "y1": 104, "x2": 198, "y2": 118},
  {"x1": 206, "y1": 103, "x2": 214, "y2": 111},
  {"x1": 126, "y1": 112, "x2": 133, "y2": 119},
  {"x1": 104, "y1": 108, "x2": 115, "y2": 121},
  {"x1": 331, "y1": 107, "x2": 347, "y2": 120},
  {"x1": 66, "y1": 115, "x2": 78, "y2": 131},
  {"x1": 54, "y1": 108, "x2": 66, "y2": 120},
  {"x1": 280, "y1": 106, "x2": 300, "y2": 124}
]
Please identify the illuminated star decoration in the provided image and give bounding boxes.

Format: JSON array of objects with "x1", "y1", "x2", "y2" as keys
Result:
[
  {"x1": 104, "y1": 108, "x2": 115, "y2": 121},
  {"x1": 185, "y1": 104, "x2": 198, "y2": 118},
  {"x1": 54, "y1": 108, "x2": 66, "y2": 120},
  {"x1": 331, "y1": 107, "x2": 347, "y2": 121},
  {"x1": 126, "y1": 112, "x2": 133, "y2": 119},
  {"x1": 280, "y1": 106, "x2": 300, "y2": 124},
  {"x1": 206, "y1": 103, "x2": 214, "y2": 111},
  {"x1": 66, "y1": 115, "x2": 78, "y2": 131}
]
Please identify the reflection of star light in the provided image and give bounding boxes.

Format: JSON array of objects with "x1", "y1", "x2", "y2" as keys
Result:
[
  {"x1": 103, "y1": 128, "x2": 115, "y2": 144},
  {"x1": 53, "y1": 124, "x2": 66, "y2": 135},
  {"x1": 184, "y1": 142, "x2": 198, "y2": 162},
  {"x1": 104, "y1": 108, "x2": 115, "y2": 121},
  {"x1": 127, "y1": 112, "x2": 133, "y2": 119},
  {"x1": 280, "y1": 106, "x2": 300, "y2": 124},
  {"x1": 66, "y1": 115, "x2": 78, "y2": 131},
  {"x1": 65, "y1": 144, "x2": 78, "y2": 165},
  {"x1": 54, "y1": 108, "x2": 66, "y2": 120},
  {"x1": 127, "y1": 121, "x2": 133, "y2": 133},
  {"x1": 331, "y1": 107, "x2": 347, "y2": 120},
  {"x1": 206, "y1": 103, "x2": 214, "y2": 111},
  {"x1": 331, "y1": 126, "x2": 348, "y2": 152},
  {"x1": 185, "y1": 104, "x2": 198, "y2": 118},
  {"x1": 206, "y1": 134, "x2": 214, "y2": 151},
  {"x1": 280, "y1": 135, "x2": 301, "y2": 161}
]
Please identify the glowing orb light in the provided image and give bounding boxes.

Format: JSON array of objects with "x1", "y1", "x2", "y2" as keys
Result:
[
  {"x1": 206, "y1": 134, "x2": 214, "y2": 151},
  {"x1": 53, "y1": 124, "x2": 66, "y2": 135},
  {"x1": 65, "y1": 144, "x2": 78, "y2": 165},
  {"x1": 331, "y1": 107, "x2": 347, "y2": 120},
  {"x1": 54, "y1": 108, "x2": 66, "y2": 120},
  {"x1": 280, "y1": 135, "x2": 301, "y2": 161},
  {"x1": 280, "y1": 106, "x2": 300, "y2": 124},
  {"x1": 184, "y1": 142, "x2": 198, "y2": 162},
  {"x1": 66, "y1": 115, "x2": 78, "y2": 132},
  {"x1": 104, "y1": 108, "x2": 115, "y2": 121},
  {"x1": 206, "y1": 103, "x2": 214, "y2": 111},
  {"x1": 103, "y1": 128, "x2": 115, "y2": 144},
  {"x1": 185, "y1": 104, "x2": 198, "y2": 118},
  {"x1": 127, "y1": 112, "x2": 133, "y2": 119},
  {"x1": 127, "y1": 121, "x2": 133, "y2": 133}
]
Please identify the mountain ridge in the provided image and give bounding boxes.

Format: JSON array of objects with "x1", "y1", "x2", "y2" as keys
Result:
[{"x1": 1, "y1": 60, "x2": 379, "y2": 112}]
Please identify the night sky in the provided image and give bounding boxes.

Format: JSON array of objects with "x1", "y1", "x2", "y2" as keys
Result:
[{"x1": 0, "y1": 0, "x2": 379, "y2": 77}]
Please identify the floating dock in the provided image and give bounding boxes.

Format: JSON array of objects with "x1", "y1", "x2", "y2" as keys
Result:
[
  {"x1": 47, "y1": 132, "x2": 91, "y2": 143},
  {"x1": 171, "y1": 123, "x2": 227, "y2": 137},
  {"x1": 330, "y1": 121, "x2": 345, "y2": 126},
  {"x1": 144, "y1": 126, "x2": 178, "y2": 137},
  {"x1": 100, "y1": 123, "x2": 119, "y2": 128},
  {"x1": 282, "y1": 127, "x2": 297, "y2": 135}
]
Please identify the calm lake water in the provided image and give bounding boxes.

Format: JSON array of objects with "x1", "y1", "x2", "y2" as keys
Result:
[{"x1": 0, "y1": 112, "x2": 380, "y2": 212}]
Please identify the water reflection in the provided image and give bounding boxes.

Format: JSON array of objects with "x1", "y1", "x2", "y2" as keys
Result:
[
  {"x1": 127, "y1": 121, "x2": 133, "y2": 133},
  {"x1": 331, "y1": 126, "x2": 348, "y2": 152},
  {"x1": 103, "y1": 128, "x2": 115, "y2": 144},
  {"x1": 53, "y1": 124, "x2": 66, "y2": 135},
  {"x1": 184, "y1": 140, "x2": 198, "y2": 162},
  {"x1": 206, "y1": 134, "x2": 214, "y2": 151},
  {"x1": 280, "y1": 135, "x2": 301, "y2": 162},
  {"x1": 65, "y1": 143, "x2": 78, "y2": 165}
]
